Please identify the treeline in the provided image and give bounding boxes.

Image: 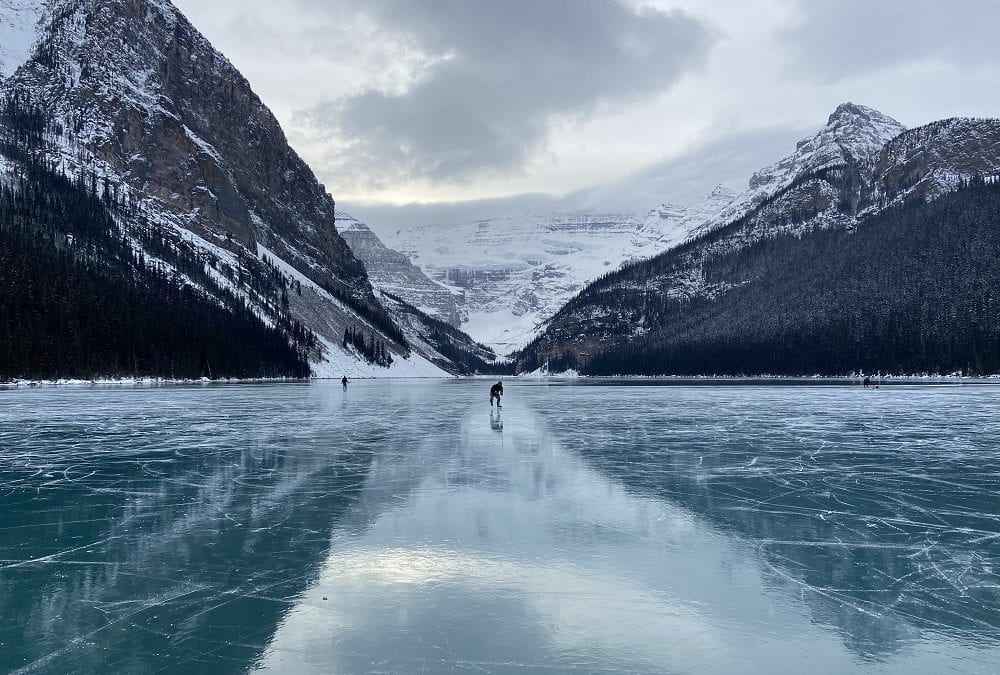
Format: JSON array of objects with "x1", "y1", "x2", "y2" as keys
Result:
[
  {"x1": 342, "y1": 326, "x2": 393, "y2": 367},
  {"x1": 259, "y1": 249, "x2": 410, "y2": 353},
  {"x1": 0, "y1": 95, "x2": 316, "y2": 380},
  {"x1": 426, "y1": 328, "x2": 513, "y2": 375},
  {"x1": 332, "y1": 285, "x2": 409, "y2": 351},
  {"x1": 521, "y1": 176, "x2": 1000, "y2": 376},
  {"x1": 577, "y1": 176, "x2": 1000, "y2": 376}
]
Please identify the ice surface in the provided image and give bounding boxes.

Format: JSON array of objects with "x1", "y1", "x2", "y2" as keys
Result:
[{"x1": 0, "y1": 382, "x2": 998, "y2": 673}]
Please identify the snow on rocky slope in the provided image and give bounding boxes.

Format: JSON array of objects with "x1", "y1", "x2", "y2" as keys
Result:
[
  {"x1": 0, "y1": 0, "x2": 453, "y2": 377},
  {"x1": 0, "y1": 0, "x2": 47, "y2": 79},
  {"x1": 874, "y1": 116, "x2": 1000, "y2": 206},
  {"x1": 373, "y1": 211, "x2": 662, "y2": 354},
  {"x1": 367, "y1": 104, "x2": 907, "y2": 357},
  {"x1": 642, "y1": 184, "x2": 737, "y2": 249},
  {"x1": 701, "y1": 103, "x2": 905, "y2": 236},
  {"x1": 372, "y1": 201, "x2": 747, "y2": 355},
  {"x1": 337, "y1": 211, "x2": 465, "y2": 326}
]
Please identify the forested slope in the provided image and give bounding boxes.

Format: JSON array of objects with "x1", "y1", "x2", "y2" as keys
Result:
[
  {"x1": 0, "y1": 97, "x2": 314, "y2": 380},
  {"x1": 524, "y1": 178, "x2": 1000, "y2": 376}
]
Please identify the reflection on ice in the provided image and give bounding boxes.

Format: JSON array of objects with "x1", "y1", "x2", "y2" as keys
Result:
[
  {"x1": 0, "y1": 385, "x2": 377, "y2": 673},
  {"x1": 0, "y1": 382, "x2": 998, "y2": 674},
  {"x1": 530, "y1": 385, "x2": 1000, "y2": 660},
  {"x1": 490, "y1": 408, "x2": 504, "y2": 432}
]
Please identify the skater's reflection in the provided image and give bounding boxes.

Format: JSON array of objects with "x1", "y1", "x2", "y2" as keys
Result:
[{"x1": 490, "y1": 408, "x2": 503, "y2": 432}]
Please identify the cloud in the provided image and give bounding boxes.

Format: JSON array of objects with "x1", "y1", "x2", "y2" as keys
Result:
[
  {"x1": 176, "y1": 0, "x2": 1000, "y2": 206},
  {"x1": 343, "y1": 123, "x2": 809, "y2": 229},
  {"x1": 782, "y1": 0, "x2": 1000, "y2": 82},
  {"x1": 567, "y1": 123, "x2": 810, "y2": 210},
  {"x1": 295, "y1": 0, "x2": 715, "y2": 188}
]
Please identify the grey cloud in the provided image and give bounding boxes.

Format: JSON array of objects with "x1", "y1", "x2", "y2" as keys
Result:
[
  {"x1": 568, "y1": 124, "x2": 810, "y2": 211},
  {"x1": 783, "y1": 0, "x2": 1000, "y2": 82},
  {"x1": 343, "y1": 123, "x2": 808, "y2": 229},
  {"x1": 297, "y1": 0, "x2": 715, "y2": 186},
  {"x1": 342, "y1": 193, "x2": 561, "y2": 231}
]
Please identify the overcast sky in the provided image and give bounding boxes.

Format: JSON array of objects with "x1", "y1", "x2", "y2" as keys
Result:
[{"x1": 174, "y1": 0, "x2": 1000, "y2": 213}]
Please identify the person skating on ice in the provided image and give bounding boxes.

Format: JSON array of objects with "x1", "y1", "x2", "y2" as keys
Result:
[{"x1": 490, "y1": 380, "x2": 504, "y2": 408}]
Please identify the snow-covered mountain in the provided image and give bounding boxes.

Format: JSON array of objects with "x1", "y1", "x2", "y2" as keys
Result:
[
  {"x1": 366, "y1": 105, "x2": 906, "y2": 355},
  {"x1": 372, "y1": 195, "x2": 748, "y2": 354},
  {"x1": 695, "y1": 103, "x2": 905, "y2": 238},
  {"x1": 0, "y1": 0, "x2": 498, "y2": 377},
  {"x1": 517, "y1": 103, "x2": 1000, "y2": 373},
  {"x1": 642, "y1": 184, "x2": 737, "y2": 249},
  {"x1": 875, "y1": 116, "x2": 1000, "y2": 205},
  {"x1": 374, "y1": 211, "x2": 669, "y2": 353}
]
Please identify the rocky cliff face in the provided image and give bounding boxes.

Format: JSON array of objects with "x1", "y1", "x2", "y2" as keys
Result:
[
  {"x1": 7, "y1": 0, "x2": 369, "y2": 298},
  {"x1": 0, "y1": 0, "x2": 459, "y2": 376},
  {"x1": 337, "y1": 211, "x2": 465, "y2": 326},
  {"x1": 875, "y1": 117, "x2": 1000, "y2": 205}
]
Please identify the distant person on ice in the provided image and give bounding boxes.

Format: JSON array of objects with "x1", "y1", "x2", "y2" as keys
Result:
[
  {"x1": 342, "y1": 375, "x2": 349, "y2": 389},
  {"x1": 490, "y1": 381, "x2": 504, "y2": 408}
]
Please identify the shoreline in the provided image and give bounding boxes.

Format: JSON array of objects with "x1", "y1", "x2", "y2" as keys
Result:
[
  {"x1": 0, "y1": 376, "x2": 311, "y2": 389},
  {"x1": 5, "y1": 373, "x2": 1000, "y2": 389},
  {"x1": 512, "y1": 373, "x2": 1000, "y2": 385},
  {"x1": 520, "y1": 376, "x2": 1000, "y2": 386}
]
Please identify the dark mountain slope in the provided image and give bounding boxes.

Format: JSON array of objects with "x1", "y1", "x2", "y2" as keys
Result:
[
  {"x1": 7, "y1": 0, "x2": 369, "y2": 297},
  {"x1": 526, "y1": 177, "x2": 1000, "y2": 376},
  {"x1": 517, "y1": 105, "x2": 1000, "y2": 376},
  {"x1": 0, "y1": 150, "x2": 311, "y2": 380},
  {"x1": 378, "y1": 292, "x2": 510, "y2": 375},
  {"x1": 0, "y1": 0, "x2": 437, "y2": 376}
]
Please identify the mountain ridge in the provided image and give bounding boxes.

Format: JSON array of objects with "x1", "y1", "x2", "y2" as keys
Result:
[
  {"x1": 0, "y1": 0, "x2": 494, "y2": 377},
  {"x1": 364, "y1": 103, "x2": 910, "y2": 354},
  {"x1": 516, "y1": 102, "x2": 1000, "y2": 374}
]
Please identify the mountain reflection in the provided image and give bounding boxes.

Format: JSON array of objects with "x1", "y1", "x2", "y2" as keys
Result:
[
  {"x1": 0, "y1": 386, "x2": 376, "y2": 673},
  {"x1": 530, "y1": 384, "x2": 1000, "y2": 659},
  {"x1": 2, "y1": 382, "x2": 998, "y2": 674}
]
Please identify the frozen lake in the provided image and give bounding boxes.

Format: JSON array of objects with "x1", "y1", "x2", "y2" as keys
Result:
[{"x1": 1, "y1": 381, "x2": 998, "y2": 674}]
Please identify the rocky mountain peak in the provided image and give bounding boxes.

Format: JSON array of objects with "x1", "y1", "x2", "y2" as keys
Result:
[
  {"x1": 0, "y1": 0, "x2": 462, "y2": 375},
  {"x1": 876, "y1": 115, "x2": 1000, "y2": 204},
  {"x1": 826, "y1": 101, "x2": 895, "y2": 128},
  {"x1": 4, "y1": 0, "x2": 376, "y2": 296},
  {"x1": 750, "y1": 102, "x2": 904, "y2": 190},
  {"x1": 693, "y1": 102, "x2": 907, "y2": 233}
]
